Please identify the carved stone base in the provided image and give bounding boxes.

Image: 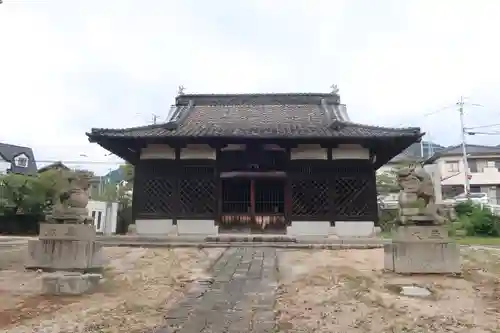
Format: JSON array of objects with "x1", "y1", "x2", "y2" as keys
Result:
[
  {"x1": 26, "y1": 239, "x2": 104, "y2": 273},
  {"x1": 41, "y1": 272, "x2": 102, "y2": 295},
  {"x1": 384, "y1": 226, "x2": 461, "y2": 274}
]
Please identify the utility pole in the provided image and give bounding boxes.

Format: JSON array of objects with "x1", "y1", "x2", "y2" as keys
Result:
[
  {"x1": 458, "y1": 96, "x2": 470, "y2": 196},
  {"x1": 152, "y1": 114, "x2": 159, "y2": 124}
]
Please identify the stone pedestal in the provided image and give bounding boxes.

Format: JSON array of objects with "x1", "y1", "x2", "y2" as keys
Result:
[
  {"x1": 41, "y1": 272, "x2": 102, "y2": 295},
  {"x1": 26, "y1": 224, "x2": 104, "y2": 273},
  {"x1": 384, "y1": 226, "x2": 461, "y2": 274}
]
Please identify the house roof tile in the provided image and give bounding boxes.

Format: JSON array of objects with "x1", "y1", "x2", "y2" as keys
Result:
[
  {"x1": 87, "y1": 93, "x2": 421, "y2": 140},
  {"x1": 425, "y1": 144, "x2": 500, "y2": 164},
  {"x1": 0, "y1": 142, "x2": 37, "y2": 175}
]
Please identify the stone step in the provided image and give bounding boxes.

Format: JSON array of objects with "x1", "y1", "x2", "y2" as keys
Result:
[
  {"x1": 99, "y1": 242, "x2": 384, "y2": 250},
  {"x1": 205, "y1": 235, "x2": 297, "y2": 243}
]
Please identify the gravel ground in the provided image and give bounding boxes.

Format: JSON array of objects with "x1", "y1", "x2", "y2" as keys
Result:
[
  {"x1": 276, "y1": 247, "x2": 500, "y2": 333},
  {"x1": 0, "y1": 246, "x2": 224, "y2": 333}
]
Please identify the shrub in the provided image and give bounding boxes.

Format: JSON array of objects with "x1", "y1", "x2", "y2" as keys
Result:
[
  {"x1": 454, "y1": 202, "x2": 500, "y2": 237},
  {"x1": 378, "y1": 208, "x2": 398, "y2": 232},
  {"x1": 454, "y1": 202, "x2": 475, "y2": 216}
]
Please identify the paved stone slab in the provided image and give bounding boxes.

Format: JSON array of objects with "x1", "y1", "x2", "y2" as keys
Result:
[{"x1": 155, "y1": 247, "x2": 278, "y2": 333}]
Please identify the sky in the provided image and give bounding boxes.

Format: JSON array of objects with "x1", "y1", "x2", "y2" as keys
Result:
[{"x1": 1, "y1": 0, "x2": 500, "y2": 175}]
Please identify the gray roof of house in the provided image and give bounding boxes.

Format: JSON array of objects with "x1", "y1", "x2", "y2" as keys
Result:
[
  {"x1": 0, "y1": 142, "x2": 37, "y2": 175},
  {"x1": 425, "y1": 144, "x2": 500, "y2": 164},
  {"x1": 87, "y1": 93, "x2": 422, "y2": 140},
  {"x1": 390, "y1": 150, "x2": 421, "y2": 163},
  {"x1": 37, "y1": 161, "x2": 69, "y2": 173}
]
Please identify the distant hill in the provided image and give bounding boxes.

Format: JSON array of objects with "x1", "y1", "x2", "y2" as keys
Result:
[{"x1": 103, "y1": 167, "x2": 125, "y2": 184}]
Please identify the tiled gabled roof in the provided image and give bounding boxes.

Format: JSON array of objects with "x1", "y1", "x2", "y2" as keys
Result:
[
  {"x1": 0, "y1": 142, "x2": 37, "y2": 175},
  {"x1": 87, "y1": 93, "x2": 421, "y2": 140},
  {"x1": 425, "y1": 144, "x2": 500, "y2": 164}
]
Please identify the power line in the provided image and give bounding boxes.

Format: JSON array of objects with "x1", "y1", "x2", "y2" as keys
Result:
[
  {"x1": 422, "y1": 103, "x2": 457, "y2": 117},
  {"x1": 465, "y1": 123, "x2": 500, "y2": 130},
  {"x1": 35, "y1": 160, "x2": 124, "y2": 165},
  {"x1": 393, "y1": 103, "x2": 457, "y2": 128},
  {"x1": 466, "y1": 131, "x2": 500, "y2": 136}
]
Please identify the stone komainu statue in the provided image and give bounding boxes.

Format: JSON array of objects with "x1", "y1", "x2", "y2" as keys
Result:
[
  {"x1": 47, "y1": 173, "x2": 94, "y2": 225},
  {"x1": 396, "y1": 165, "x2": 447, "y2": 226}
]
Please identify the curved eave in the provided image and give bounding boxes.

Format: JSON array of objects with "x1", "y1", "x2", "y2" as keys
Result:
[{"x1": 86, "y1": 132, "x2": 140, "y2": 164}]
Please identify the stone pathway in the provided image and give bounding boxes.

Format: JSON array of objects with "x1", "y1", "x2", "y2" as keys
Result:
[{"x1": 155, "y1": 247, "x2": 278, "y2": 333}]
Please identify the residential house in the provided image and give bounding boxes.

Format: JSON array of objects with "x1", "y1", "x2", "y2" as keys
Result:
[
  {"x1": 378, "y1": 141, "x2": 444, "y2": 175},
  {"x1": 37, "y1": 162, "x2": 105, "y2": 199},
  {"x1": 377, "y1": 141, "x2": 445, "y2": 204},
  {"x1": 425, "y1": 144, "x2": 500, "y2": 203},
  {"x1": 37, "y1": 161, "x2": 70, "y2": 173},
  {"x1": 0, "y1": 143, "x2": 37, "y2": 175}
]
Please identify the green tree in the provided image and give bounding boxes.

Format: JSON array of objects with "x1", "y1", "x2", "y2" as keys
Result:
[
  {"x1": 0, "y1": 169, "x2": 90, "y2": 215},
  {"x1": 376, "y1": 170, "x2": 399, "y2": 195},
  {"x1": 92, "y1": 182, "x2": 132, "y2": 207},
  {"x1": 0, "y1": 174, "x2": 47, "y2": 214},
  {"x1": 120, "y1": 163, "x2": 134, "y2": 182}
]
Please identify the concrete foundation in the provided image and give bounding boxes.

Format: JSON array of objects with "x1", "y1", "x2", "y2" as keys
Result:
[
  {"x1": 177, "y1": 220, "x2": 218, "y2": 235},
  {"x1": 385, "y1": 226, "x2": 461, "y2": 274},
  {"x1": 133, "y1": 219, "x2": 378, "y2": 238},
  {"x1": 335, "y1": 221, "x2": 376, "y2": 237},
  {"x1": 41, "y1": 272, "x2": 102, "y2": 295},
  {"x1": 286, "y1": 221, "x2": 332, "y2": 237}
]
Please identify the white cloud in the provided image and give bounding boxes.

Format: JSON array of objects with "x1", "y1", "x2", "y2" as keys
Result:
[{"x1": 1, "y1": 0, "x2": 500, "y2": 174}]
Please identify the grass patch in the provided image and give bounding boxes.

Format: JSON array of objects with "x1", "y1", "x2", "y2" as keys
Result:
[
  {"x1": 380, "y1": 232, "x2": 500, "y2": 245},
  {"x1": 455, "y1": 236, "x2": 500, "y2": 246},
  {"x1": 380, "y1": 231, "x2": 391, "y2": 239}
]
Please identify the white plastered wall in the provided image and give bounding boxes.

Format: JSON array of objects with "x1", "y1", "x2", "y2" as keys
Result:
[
  {"x1": 140, "y1": 144, "x2": 175, "y2": 159},
  {"x1": 180, "y1": 144, "x2": 216, "y2": 160}
]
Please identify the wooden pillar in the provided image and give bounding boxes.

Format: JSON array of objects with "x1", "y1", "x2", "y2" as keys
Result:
[
  {"x1": 250, "y1": 179, "x2": 256, "y2": 216},
  {"x1": 284, "y1": 147, "x2": 292, "y2": 225},
  {"x1": 368, "y1": 168, "x2": 379, "y2": 223},
  {"x1": 131, "y1": 162, "x2": 141, "y2": 223},
  {"x1": 284, "y1": 178, "x2": 291, "y2": 225},
  {"x1": 328, "y1": 151, "x2": 336, "y2": 226},
  {"x1": 215, "y1": 148, "x2": 222, "y2": 226},
  {"x1": 172, "y1": 147, "x2": 181, "y2": 225}
]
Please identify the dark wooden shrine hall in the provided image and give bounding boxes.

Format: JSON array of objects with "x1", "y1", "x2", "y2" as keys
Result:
[{"x1": 87, "y1": 92, "x2": 422, "y2": 236}]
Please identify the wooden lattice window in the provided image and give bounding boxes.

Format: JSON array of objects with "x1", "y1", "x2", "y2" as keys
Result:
[
  {"x1": 179, "y1": 179, "x2": 216, "y2": 215},
  {"x1": 138, "y1": 177, "x2": 175, "y2": 215},
  {"x1": 333, "y1": 175, "x2": 373, "y2": 220},
  {"x1": 291, "y1": 179, "x2": 329, "y2": 217}
]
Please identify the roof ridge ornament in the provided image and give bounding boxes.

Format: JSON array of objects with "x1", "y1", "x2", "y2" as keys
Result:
[
  {"x1": 177, "y1": 85, "x2": 185, "y2": 96},
  {"x1": 330, "y1": 84, "x2": 339, "y2": 94}
]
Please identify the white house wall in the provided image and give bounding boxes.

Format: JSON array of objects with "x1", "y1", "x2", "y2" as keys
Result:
[
  {"x1": 0, "y1": 155, "x2": 10, "y2": 174},
  {"x1": 423, "y1": 164, "x2": 443, "y2": 203},
  {"x1": 437, "y1": 155, "x2": 500, "y2": 186}
]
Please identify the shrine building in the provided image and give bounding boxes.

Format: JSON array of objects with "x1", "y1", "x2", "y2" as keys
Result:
[{"x1": 87, "y1": 91, "x2": 422, "y2": 237}]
